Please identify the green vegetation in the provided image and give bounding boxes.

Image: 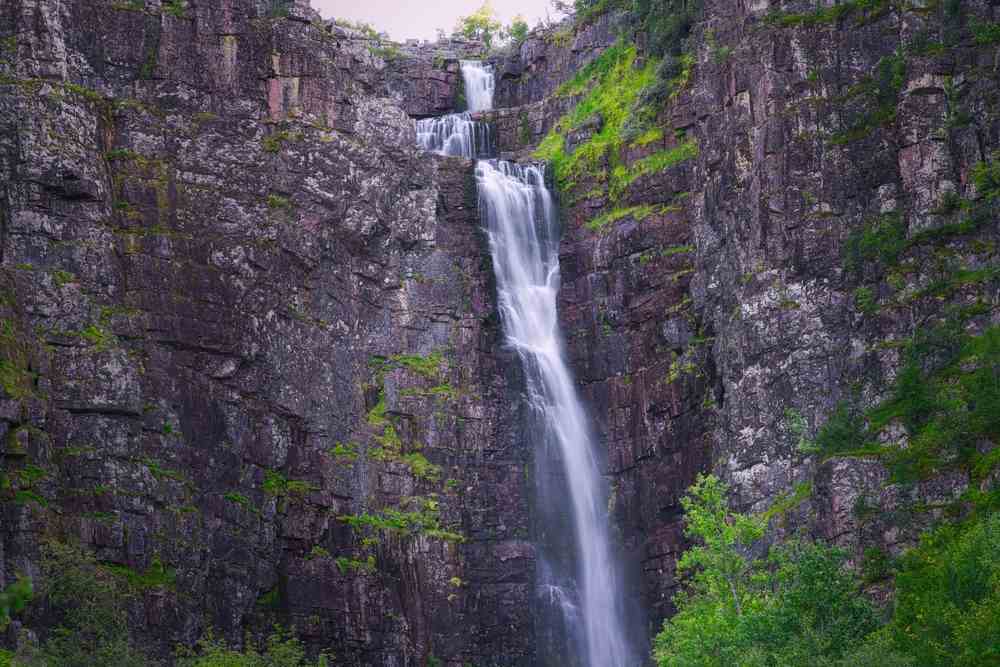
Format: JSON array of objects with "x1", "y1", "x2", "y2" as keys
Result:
[
  {"x1": 16, "y1": 541, "x2": 152, "y2": 666},
  {"x1": 0, "y1": 576, "x2": 32, "y2": 630},
  {"x1": 0, "y1": 319, "x2": 36, "y2": 400},
  {"x1": 175, "y1": 627, "x2": 331, "y2": 666},
  {"x1": 266, "y1": 194, "x2": 292, "y2": 210},
  {"x1": 508, "y1": 15, "x2": 529, "y2": 45},
  {"x1": 454, "y1": 3, "x2": 502, "y2": 50},
  {"x1": 162, "y1": 0, "x2": 186, "y2": 18},
  {"x1": 828, "y1": 50, "x2": 906, "y2": 146},
  {"x1": 261, "y1": 129, "x2": 300, "y2": 154},
  {"x1": 971, "y1": 20, "x2": 1000, "y2": 46},
  {"x1": 654, "y1": 475, "x2": 878, "y2": 666},
  {"x1": 765, "y1": 0, "x2": 891, "y2": 28},
  {"x1": 328, "y1": 442, "x2": 359, "y2": 463},
  {"x1": 104, "y1": 556, "x2": 176, "y2": 592},
  {"x1": 586, "y1": 204, "x2": 658, "y2": 232},
  {"x1": 224, "y1": 491, "x2": 255, "y2": 511},
  {"x1": 334, "y1": 556, "x2": 376, "y2": 575},
  {"x1": 338, "y1": 495, "x2": 463, "y2": 543},
  {"x1": 534, "y1": 43, "x2": 662, "y2": 193},
  {"x1": 262, "y1": 470, "x2": 315, "y2": 499}
]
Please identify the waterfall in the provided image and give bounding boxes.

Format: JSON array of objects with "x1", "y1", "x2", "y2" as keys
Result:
[
  {"x1": 415, "y1": 112, "x2": 492, "y2": 159},
  {"x1": 460, "y1": 60, "x2": 494, "y2": 112},
  {"x1": 415, "y1": 61, "x2": 634, "y2": 667}
]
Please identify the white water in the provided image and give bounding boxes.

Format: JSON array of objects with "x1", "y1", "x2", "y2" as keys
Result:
[
  {"x1": 414, "y1": 61, "x2": 632, "y2": 666},
  {"x1": 460, "y1": 60, "x2": 495, "y2": 112},
  {"x1": 476, "y1": 160, "x2": 632, "y2": 667},
  {"x1": 415, "y1": 112, "x2": 491, "y2": 159}
]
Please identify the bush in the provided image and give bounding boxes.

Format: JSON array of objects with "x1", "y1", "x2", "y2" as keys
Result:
[
  {"x1": 175, "y1": 627, "x2": 330, "y2": 667},
  {"x1": 18, "y1": 541, "x2": 150, "y2": 667}
]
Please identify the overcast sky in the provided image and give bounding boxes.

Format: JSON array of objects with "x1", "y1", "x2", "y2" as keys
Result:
[{"x1": 314, "y1": 0, "x2": 564, "y2": 42}]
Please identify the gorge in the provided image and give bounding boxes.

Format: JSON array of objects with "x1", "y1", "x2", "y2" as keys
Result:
[{"x1": 1, "y1": 0, "x2": 999, "y2": 665}]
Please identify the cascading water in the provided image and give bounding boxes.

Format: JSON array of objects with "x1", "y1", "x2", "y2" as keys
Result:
[
  {"x1": 459, "y1": 59, "x2": 495, "y2": 113},
  {"x1": 415, "y1": 112, "x2": 491, "y2": 159},
  {"x1": 415, "y1": 61, "x2": 634, "y2": 667},
  {"x1": 476, "y1": 161, "x2": 633, "y2": 666}
]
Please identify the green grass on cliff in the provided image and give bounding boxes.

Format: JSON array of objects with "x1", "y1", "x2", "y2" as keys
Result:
[
  {"x1": 534, "y1": 42, "x2": 659, "y2": 191},
  {"x1": 533, "y1": 42, "x2": 698, "y2": 204}
]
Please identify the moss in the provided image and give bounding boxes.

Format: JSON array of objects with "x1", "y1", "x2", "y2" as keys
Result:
[
  {"x1": 338, "y1": 496, "x2": 463, "y2": 543},
  {"x1": 814, "y1": 322, "x2": 1000, "y2": 494},
  {"x1": 828, "y1": 51, "x2": 906, "y2": 146},
  {"x1": 853, "y1": 286, "x2": 877, "y2": 313},
  {"x1": 266, "y1": 194, "x2": 292, "y2": 210},
  {"x1": 74, "y1": 324, "x2": 117, "y2": 351},
  {"x1": 0, "y1": 319, "x2": 36, "y2": 400},
  {"x1": 334, "y1": 555, "x2": 376, "y2": 574},
  {"x1": 586, "y1": 204, "x2": 657, "y2": 232},
  {"x1": 62, "y1": 82, "x2": 103, "y2": 104},
  {"x1": 104, "y1": 555, "x2": 176, "y2": 591},
  {"x1": 390, "y1": 351, "x2": 443, "y2": 379},
  {"x1": 401, "y1": 452, "x2": 441, "y2": 481},
  {"x1": 761, "y1": 482, "x2": 813, "y2": 522},
  {"x1": 971, "y1": 20, "x2": 1000, "y2": 46},
  {"x1": 256, "y1": 587, "x2": 281, "y2": 609},
  {"x1": 534, "y1": 43, "x2": 659, "y2": 195},
  {"x1": 609, "y1": 139, "x2": 699, "y2": 199},
  {"x1": 262, "y1": 469, "x2": 315, "y2": 498},
  {"x1": 328, "y1": 442, "x2": 359, "y2": 463},
  {"x1": 261, "y1": 129, "x2": 301, "y2": 153},
  {"x1": 765, "y1": 0, "x2": 891, "y2": 28},
  {"x1": 161, "y1": 0, "x2": 186, "y2": 18}
]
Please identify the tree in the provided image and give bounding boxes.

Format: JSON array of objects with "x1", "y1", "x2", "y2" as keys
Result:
[
  {"x1": 508, "y1": 15, "x2": 529, "y2": 45},
  {"x1": 455, "y1": 3, "x2": 502, "y2": 50},
  {"x1": 653, "y1": 475, "x2": 879, "y2": 666}
]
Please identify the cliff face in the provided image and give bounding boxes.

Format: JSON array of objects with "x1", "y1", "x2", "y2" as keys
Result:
[
  {"x1": 0, "y1": 1, "x2": 533, "y2": 664},
  {"x1": 2, "y1": 0, "x2": 999, "y2": 664}
]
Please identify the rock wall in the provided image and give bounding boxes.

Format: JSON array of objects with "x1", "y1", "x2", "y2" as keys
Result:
[{"x1": 0, "y1": 1, "x2": 534, "y2": 664}]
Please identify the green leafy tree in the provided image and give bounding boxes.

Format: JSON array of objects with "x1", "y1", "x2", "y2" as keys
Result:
[
  {"x1": 653, "y1": 475, "x2": 879, "y2": 666},
  {"x1": 881, "y1": 512, "x2": 1000, "y2": 666},
  {"x1": 455, "y1": 3, "x2": 502, "y2": 49},
  {"x1": 508, "y1": 15, "x2": 529, "y2": 44}
]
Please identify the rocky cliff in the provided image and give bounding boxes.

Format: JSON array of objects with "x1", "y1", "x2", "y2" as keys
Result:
[{"x1": 1, "y1": 0, "x2": 999, "y2": 664}]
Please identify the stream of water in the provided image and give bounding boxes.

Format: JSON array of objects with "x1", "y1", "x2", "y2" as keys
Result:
[{"x1": 415, "y1": 60, "x2": 633, "y2": 667}]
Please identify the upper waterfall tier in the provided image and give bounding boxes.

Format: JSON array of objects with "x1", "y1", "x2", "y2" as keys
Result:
[{"x1": 460, "y1": 60, "x2": 495, "y2": 112}]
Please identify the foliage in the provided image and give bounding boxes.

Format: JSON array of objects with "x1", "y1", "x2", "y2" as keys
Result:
[
  {"x1": 880, "y1": 512, "x2": 1000, "y2": 666},
  {"x1": 338, "y1": 495, "x2": 463, "y2": 543},
  {"x1": 765, "y1": 0, "x2": 891, "y2": 28},
  {"x1": 633, "y1": 0, "x2": 702, "y2": 58},
  {"x1": 507, "y1": 15, "x2": 529, "y2": 44},
  {"x1": 16, "y1": 541, "x2": 151, "y2": 667},
  {"x1": 455, "y1": 3, "x2": 502, "y2": 50},
  {"x1": 0, "y1": 577, "x2": 32, "y2": 630},
  {"x1": 175, "y1": 627, "x2": 330, "y2": 667},
  {"x1": 262, "y1": 470, "x2": 315, "y2": 499},
  {"x1": 971, "y1": 20, "x2": 1000, "y2": 46},
  {"x1": 653, "y1": 475, "x2": 879, "y2": 666},
  {"x1": 972, "y1": 152, "x2": 1000, "y2": 201},
  {"x1": 533, "y1": 43, "x2": 667, "y2": 194}
]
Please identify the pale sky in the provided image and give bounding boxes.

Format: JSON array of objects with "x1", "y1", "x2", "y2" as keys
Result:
[{"x1": 315, "y1": 0, "x2": 563, "y2": 42}]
